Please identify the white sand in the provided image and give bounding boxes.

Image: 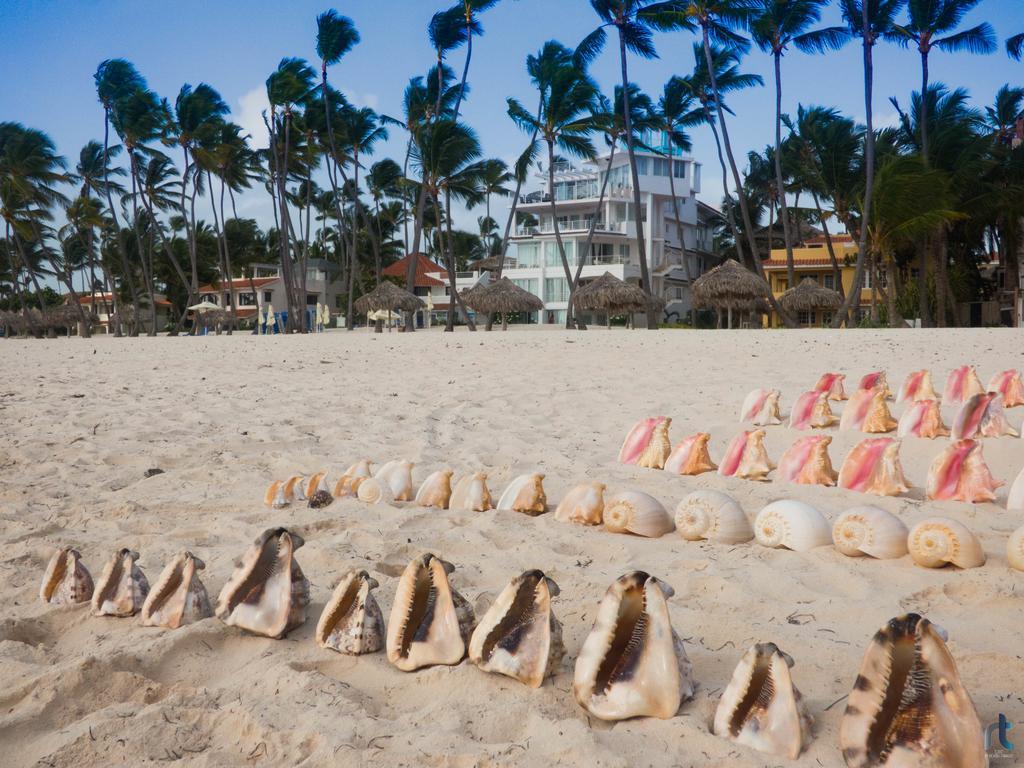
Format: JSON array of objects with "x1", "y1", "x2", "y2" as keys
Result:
[{"x1": 2, "y1": 328, "x2": 1022, "y2": 767}]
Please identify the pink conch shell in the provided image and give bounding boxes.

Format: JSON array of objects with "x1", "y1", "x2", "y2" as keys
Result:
[
  {"x1": 618, "y1": 417, "x2": 671, "y2": 469},
  {"x1": 664, "y1": 433, "x2": 717, "y2": 475},
  {"x1": 943, "y1": 365, "x2": 984, "y2": 404},
  {"x1": 777, "y1": 435, "x2": 838, "y2": 486},
  {"x1": 814, "y1": 372, "x2": 847, "y2": 401},
  {"x1": 858, "y1": 371, "x2": 892, "y2": 399},
  {"x1": 740, "y1": 389, "x2": 782, "y2": 426},
  {"x1": 838, "y1": 438, "x2": 910, "y2": 497},
  {"x1": 718, "y1": 430, "x2": 774, "y2": 481},
  {"x1": 897, "y1": 399, "x2": 949, "y2": 439},
  {"x1": 926, "y1": 439, "x2": 1003, "y2": 503},
  {"x1": 988, "y1": 370, "x2": 1024, "y2": 408},
  {"x1": 789, "y1": 391, "x2": 836, "y2": 430},
  {"x1": 897, "y1": 369, "x2": 939, "y2": 403},
  {"x1": 839, "y1": 388, "x2": 897, "y2": 433},
  {"x1": 951, "y1": 392, "x2": 1019, "y2": 439}
]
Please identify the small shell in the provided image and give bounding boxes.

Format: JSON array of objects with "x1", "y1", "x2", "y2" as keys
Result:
[
  {"x1": 754, "y1": 501, "x2": 831, "y2": 552},
  {"x1": 449, "y1": 472, "x2": 493, "y2": 512},
  {"x1": 989, "y1": 369, "x2": 1024, "y2": 408},
  {"x1": 664, "y1": 432, "x2": 717, "y2": 475},
  {"x1": 814, "y1": 372, "x2": 847, "y2": 400},
  {"x1": 315, "y1": 570, "x2": 385, "y2": 655},
  {"x1": 92, "y1": 549, "x2": 150, "y2": 617},
  {"x1": 414, "y1": 469, "x2": 454, "y2": 509},
  {"x1": 496, "y1": 473, "x2": 547, "y2": 516},
  {"x1": 140, "y1": 551, "x2": 212, "y2": 629},
  {"x1": 308, "y1": 489, "x2": 334, "y2": 509},
  {"x1": 1009, "y1": 466, "x2": 1024, "y2": 511},
  {"x1": 897, "y1": 399, "x2": 949, "y2": 439},
  {"x1": 718, "y1": 429, "x2": 774, "y2": 481},
  {"x1": 603, "y1": 491, "x2": 675, "y2": 538},
  {"x1": 618, "y1": 416, "x2": 671, "y2": 469},
  {"x1": 674, "y1": 490, "x2": 752, "y2": 544},
  {"x1": 554, "y1": 482, "x2": 605, "y2": 525},
  {"x1": 776, "y1": 435, "x2": 837, "y2": 486},
  {"x1": 943, "y1": 365, "x2": 985, "y2": 404},
  {"x1": 357, "y1": 477, "x2": 395, "y2": 504},
  {"x1": 840, "y1": 387, "x2": 897, "y2": 433},
  {"x1": 832, "y1": 506, "x2": 909, "y2": 559},
  {"x1": 788, "y1": 391, "x2": 836, "y2": 430},
  {"x1": 333, "y1": 459, "x2": 373, "y2": 498},
  {"x1": 740, "y1": 389, "x2": 782, "y2": 426},
  {"x1": 908, "y1": 517, "x2": 985, "y2": 569},
  {"x1": 375, "y1": 460, "x2": 415, "y2": 501},
  {"x1": 897, "y1": 369, "x2": 939, "y2": 403},
  {"x1": 39, "y1": 547, "x2": 94, "y2": 605},
  {"x1": 265, "y1": 475, "x2": 305, "y2": 508},
  {"x1": 1007, "y1": 525, "x2": 1024, "y2": 571}
]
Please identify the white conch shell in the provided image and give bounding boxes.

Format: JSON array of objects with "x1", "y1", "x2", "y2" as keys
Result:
[
  {"x1": 468, "y1": 570, "x2": 563, "y2": 688},
  {"x1": 740, "y1": 389, "x2": 782, "y2": 426},
  {"x1": 264, "y1": 475, "x2": 305, "y2": 508},
  {"x1": 1007, "y1": 525, "x2": 1024, "y2": 571},
  {"x1": 776, "y1": 435, "x2": 838, "y2": 486},
  {"x1": 603, "y1": 490, "x2": 675, "y2": 538},
  {"x1": 618, "y1": 416, "x2": 671, "y2": 469},
  {"x1": 664, "y1": 432, "x2": 717, "y2": 475},
  {"x1": 356, "y1": 477, "x2": 395, "y2": 504},
  {"x1": 718, "y1": 429, "x2": 774, "y2": 481},
  {"x1": 897, "y1": 399, "x2": 949, "y2": 439},
  {"x1": 304, "y1": 472, "x2": 331, "y2": 498},
  {"x1": 897, "y1": 369, "x2": 939, "y2": 403},
  {"x1": 573, "y1": 571, "x2": 694, "y2": 720},
  {"x1": 951, "y1": 392, "x2": 1019, "y2": 439},
  {"x1": 386, "y1": 553, "x2": 475, "y2": 671},
  {"x1": 713, "y1": 643, "x2": 813, "y2": 759},
  {"x1": 1009, "y1": 466, "x2": 1024, "y2": 511},
  {"x1": 839, "y1": 613, "x2": 985, "y2": 768},
  {"x1": 449, "y1": 472, "x2": 493, "y2": 512},
  {"x1": 908, "y1": 517, "x2": 985, "y2": 569},
  {"x1": 216, "y1": 528, "x2": 310, "y2": 638},
  {"x1": 316, "y1": 570, "x2": 385, "y2": 655},
  {"x1": 838, "y1": 438, "x2": 911, "y2": 497},
  {"x1": 832, "y1": 506, "x2": 909, "y2": 559},
  {"x1": 554, "y1": 482, "x2": 605, "y2": 525},
  {"x1": 789, "y1": 390, "x2": 836, "y2": 430},
  {"x1": 925, "y1": 439, "x2": 1002, "y2": 503},
  {"x1": 40, "y1": 546, "x2": 94, "y2": 605},
  {"x1": 414, "y1": 468, "x2": 454, "y2": 509},
  {"x1": 333, "y1": 459, "x2": 373, "y2": 497},
  {"x1": 374, "y1": 460, "x2": 415, "y2": 501},
  {"x1": 674, "y1": 490, "x2": 752, "y2": 544},
  {"x1": 496, "y1": 473, "x2": 547, "y2": 516},
  {"x1": 814, "y1": 372, "x2": 847, "y2": 400},
  {"x1": 840, "y1": 387, "x2": 897, "y2": 433},
  {"x1": 92, "y1": 548, "x2": 150, "y2": 617},
  {"x1": 943, "y1": 365, "x2": 985, "y2": 404},
  {"x1": 140, "y1": 551, "x2": 212, "y2": 629},
  {"x1": 988, "y1": 369, "x2": 1024, "y2": 408},
  {"x1": 754, "y1": 501, "x2": 831, "y2": 552}
]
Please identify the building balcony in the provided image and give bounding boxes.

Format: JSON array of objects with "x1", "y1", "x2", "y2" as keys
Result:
[
  {"x1": 517, "y1": 187, "x2": 635, "y2": 208},
  {"x1": 513, "y1": 220, "x2": 630, "y2": 239}
]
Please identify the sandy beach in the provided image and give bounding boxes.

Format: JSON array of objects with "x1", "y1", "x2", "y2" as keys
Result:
[{"x1": 2, "y1": 328, "x2": 1023, "y2": 767}]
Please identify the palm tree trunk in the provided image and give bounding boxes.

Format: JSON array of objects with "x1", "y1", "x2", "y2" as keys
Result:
[
  {"x1": 218, "y1": 175, "x2": 238, "y2": 333},
  {"x1": 127, "y1": 153, "x2": 158, "y2": 337},
  {"x1": 101, "y1": 108, "x2": 130, "y2": 337},
  {"x1": 570, "y1": 142, "x2": 619, "y2": 327},
  {"x1": 498, "y1": 96, "x2": 544, "y2": 282},
  {"x1": 916, "y1": 49, "x2": 933, "y2": 328},
  {"x1": 546, "y1": 140, "x2": 577, "y2": 330},
  {"x1": 706, "y1": 112, "x2": 745, "y2": 265},
  {"x1": 773, "y1": 51, "x2": 796, "y2": 289},
  {"x1": 812, "y1": 193, "x2": 844, "y2": 300},
  {"x1": 666, "y1": 145, "x2": 692, "y2": 285},
  {"x1": 180, "y1": 147, "x2": 199, "y2": 312}
]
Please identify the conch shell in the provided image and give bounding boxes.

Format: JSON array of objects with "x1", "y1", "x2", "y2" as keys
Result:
[
  {"x1": 718, "y1": 429, "x2": 774, "y2": 480},
  {"x1": 740, "y1": 389, "x2": 782, "y2": 426},
  {"x1": 554, "y1": 482, "x2": 605, "y2": 525},
  {"x1": 988, "y1": 369, "x2": 1024, "y2": 408},
  {"x1": 713, "y1": 643, "x2": 812, "y2": 759},
  {"x1": 333, "y1": 459, "x2": 373, "y2": 497},
  {"x1": 908, "y1": 517, "x2": 986, "y2": 569},
  {"x1": 839, "y1": 614, "x2": 985, "y2": 768},
  {"x1": 814, "y1": 372, "x2": 847, "y2": 400},
  {"x1": 356, "y1": 477, "x2": 394, "y2": 504},
  {"x1": 304, "y1": 472, "x2": 331, "y2": 498},
  {"x1": 603, "y1": 490, "x2": 675, "y2": 538},
  {"x1": 496, "y1": 473, "x2": 547, "y2": 516},
  {"x1": 92, "y1": 548, "x2": 150, "y2": 617},
  {"x1": 859, "y1": 371, "x2": 892, "y2": 399},
  {"x1": 449, "y1": 472, "x2": 493, "y2": 512},
  {"x1": 316, "y1": 570, "x2": 385, "y2": 655},
  {"x1": 840, "y1": 388, "x2": 897, "y2": 433},
  {"x1": 776, "y1": 435, "x2": 838, "y2": 486},
  {"x1": 754, "y1": 500, "x2": 831, "y2": 552},
  {"x1": 618, "y1": 416, "x2": 671, "y2": 469},
  {"x1": 951, "y1": 392, "x2": 1019, "y2": 439},
  {"x1": 832, "y1": 506, "x2": 909, "y2": 559},
  {"x1": 414, "y1": 468, "x2": 454, "y2": 509},
  {"x1": 216, "y1": 528, "x2": 310, "y2": 638},
  {"x1": 265, "y1": 475, "x2": 305, "y2": 508},
  {"x1": 838, "y1": 438, "x2": 910, "y2": 497},
  {"x1": 943, "y1": 365, "x2": 984, "y2": 404},
  {"x1": 897, "y1": 369, "x2": 939, "y2": 403},
  {"x1": 897, "y1": 399, "x2": 949, "y2": 439},
  {"x1": 1009, "y1": 466, "x2": 1024, "y2": 511},
  {"x1": 1007, "y1": 525, "x2": 1024, "y2": 571},
  {"x1": 468, "y1": 570, "x2": 563, "y2": 688},
  {"x1": 140, "y1": 551, "x2": 212, "y2": 629},
  {"x1": 789, "y1": 390, "x2": 836, "y2": 430},
  {"x1": 40, "y1": 547, "x2": 93, "y2": 605},
  {"x1": 374, "y1": 460, "x2": 415, "y2": 501},
  {"x1": 664, "y1": 432, "x2": 717, "y2": 475},
  {"x1": 386, "y1": 553, "x2": 475, "y2": 671},
  {"x1": 925, "y1": 439, "x2": 1002, "y2": 503},
  {"x1": 573, "y1": 571, "x2": 694, "y2": 720},
  {"x1": 674, "y1": 490, "x2": 752, "y2": 544}
]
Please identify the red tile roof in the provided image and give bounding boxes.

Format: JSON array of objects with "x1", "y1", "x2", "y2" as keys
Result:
[
  {"x1": 198, "y1": 277, "x2": 279, "y2": 293},
  {"x1": 68, "y1": 292, "x2": 172, "y2": 308},
  {"x1": 382, "y1": 253, "x2": 446, "y2": 287},
  {"x1": 763, "y1": 258, "x2": 839, "y2": 268}
]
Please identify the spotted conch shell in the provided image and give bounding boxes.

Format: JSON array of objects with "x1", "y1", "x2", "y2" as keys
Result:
[
  {"x1": 858, "y1": 371, "x2": 892, "y2": 399},
  {"x1": 469, "y1": 570, "x2": 563, "y2": 688},
  {"x1": 497, "y1": 473, "x2": 547, "y2": 516},
  {"x1": 92, "y1": 549, "x2": 150, "y2": 617},
  {"x1": 838, "y1": 438, "x2": 910, "y2": 497},
  {"x1": 386, "y1": 553, "x2": 475, "y2": 671},
  {"x1": 216, "y1": 528, "x2": 310, "y2": 638},
  {"x1": 713, "y1": 643, "x2": 813, "y2": 759},
  {"x1": 1009, "y1": 466, "x2": 1024, "y2": 511},
  {"x1": 898, "y1": 369, "x2": 939, "y2": 403},
  {"x1": 832, "y1": 506, "x2": 909, "y2": 560},
  {"x1": 789, "y1": 390, "x2": 836, "y2": 430},
  {"x1": 943, "y1": 365, "x2": 984, "y2": 404},
  {"x1": 839, "y1": 614, "x2": 985, "y2": 768},
  {"x1": 840, "y1": 388, "x2": 897, "y2": 433},
  {"x1": 449, "y1": 472, "x2": 493, "y2": 512},
  {"x1": 414, "y1": 468, "x2": 454, "y2": 509},
  {"x1": 333, "y1": 459, "x2": 373, "y2": 497},
  {"x1": 814, "y1": 372, "x2": 847, "y2": 400},
  {"x1": 988, "y1": 369, "x2": 1024, "y2": 408},
  {"x1": 718, "y1": 429, "x2": 774, "y2": 480},
  {"x1": 777, "y1": 435, "x2": 838, "y2": 486},
  {"x1": 374, "y1": 460, "x2": 415, "y2": 501},
  {"x1": 908, "y1": 517, "x2": 986, "y2": 569},
  {"x1": 573, "y1": 572, "x2": 694, "y2": 721},
  {"x1": 40, "y1": 547, "x2": 94, "y2": 605},
  {"x1": 897, "y1": 399, "x2": 949, "y2": 439},
  {"x1": 618, "y1": 416, "x2": 671, "y2": 469},
  {"x1": 140, "y1": 551, "x2": 212, "y2": 629},
  {"x1": 265, "y1": 475, "x2": 305, "y2": 508},
  {"x1": 554, "y1": 482, "x2": 605, "y2": 525},
  {"x1": 740, "y1": 389, "x2": 782, "y2": 426},
  {"x1": 316, "y1": 570, "x2": 385, "y2": 655},
  {"x1": 951, "y1": 392, "x2": 1019, "y2": 439},
  {"x1": 664, "y1": 432, "x2": 717, "y2": 475},
  {"x1": 925, "y1": 439, "x2": 1002, "y2": 503}
]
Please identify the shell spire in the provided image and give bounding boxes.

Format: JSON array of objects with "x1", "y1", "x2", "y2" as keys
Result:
[
  {"x1": 664, "y1": 432, "x2": 717, "y2": 475},
  {"x1": 838, "y1": 438, "x2": 910, "y2": 497},
  {"x1": 618, "y1": 416, "x2": 671, "y2": 469},
  {"x1": 554, "y1": 482, "x2": 606, "y2": 525},
  {"x1": 674, "y1": 490, "x2": 752, "y2": 544},
  {"x1": 988, "y1": 369, "x2": 1024, "y2": 408},
  {"x1": 141, "y1": 551, "x2": 212, "y2": 629},
  {"x1": 814, "y1": 372, "x2": 847, "y2": 401},
  {"x1": 316, "y1": 570, "x2": 385, "y2": 655},
  {"x1": 754, "y1": 500, "x2": 832, "y2": 552},
  {"x1": 776, "y1": 435, "x2": 838, "y2": 486},
  {"x1": 951, "y1": 392, "x2": 1019, "y2": 439},
  {"x1": 832, "y1": 506, "x2": 909, "y2": 560},
  {"x1": 943, "y1": 365, "x2": 984, "y2": 405},
  {"x1": 908, "y1": 517, "x2": 985, "y2": 569},
  {"x1": 897, "y1": 369, "x2": 939, "y2": 404},
  {"x1": 39, "y1": 547, "x2": 94, "y2": 605},
  {"x1": 789, "y1": 390, "x2": 837, "y2": 430},
  {"x1": 926, "y1": 439, "x2": 1002, "y2": 503},
  {"x1": 496, "y1": 473, "x2": 548, "y2": 516},
  {"x1": 414, "y1": 468, "x2": 455, "y2": 509},
  {"x1": 449, "y1": 472, "x2": 493, "y2": 512},
  {"x1": 897, "y1": 399, "x2": 949, "y2": 439},
  {"x1": 740, "y1": 389, "x2": 783, "y2": 426},
  {"x1": 718, "y1": 429, "x2": 774, "y2": 481},
  {"x1": 91, "y1": 549, "x2": 149, "y2": 617},
  {"x1": 603, "y1": 491, "x2": 675, "y2": 538},
  {"x1": 840, "y1": 387, "x2": 897, "y2": 433}
]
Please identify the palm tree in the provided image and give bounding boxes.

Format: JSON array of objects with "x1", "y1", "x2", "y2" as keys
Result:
[
  {"x1": 472, "y1": 158, "x2": 513, "y2": 252},
  {"x1": 449, "y1": 1, "x2": 502, "y2": 118},
  {"x1": 1007, "y1": 32, "x2": 1023, "y2": 59},
  {"x1": 366, "y1": 158, "x2": 404, "y2": 280},
  {"x1": 74, "y1": 139, "x2": 126, "y2": 318},
  {"x1": 986, "y1": 84, "x2": 1024, "y2": 144}
]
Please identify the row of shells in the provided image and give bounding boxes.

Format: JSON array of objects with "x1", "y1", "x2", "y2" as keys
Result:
[
  {"x1": 802, "y1": 367, "x2": 1023, "y2": 409},
  {"x1": 38, "y1": 540, "x2": 990, "y2": 764}
]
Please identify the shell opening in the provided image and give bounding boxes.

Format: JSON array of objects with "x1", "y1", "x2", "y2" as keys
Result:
[
  {"x1": 223, "y1": 533, "x2": 284, "y2": 615},
  {"x1": 479, "y1": 572, "x2": 543, "y2": 663},
  {"x1": 594, "y1": 580, "x2": 648, "y2": 694},
  {"x1": 729, "y1": 652, "x2": 776, "y2": 737},
  {"x1": 864, "y1": 620, "x2": 930, "y2": 764},
  {"x1": 400, "y1": 559, "x2": 438, "y2": 659}
]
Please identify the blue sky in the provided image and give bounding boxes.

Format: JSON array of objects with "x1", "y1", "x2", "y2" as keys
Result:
[{"x1": 1, "y1": 0, "x2": 1020, "y2": 234}]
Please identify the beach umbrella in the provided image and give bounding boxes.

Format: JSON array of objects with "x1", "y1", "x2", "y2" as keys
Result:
[
  {"x1": 572, "y1": 271, "x2": 656, "y2": 328},
  {"x1": 265, "y1": 303, "x2": 276, "y2": 334},
  {"x1": 355, "y1": 281, "x2": 424, "y2": 332},
  {"x1": 778, "y1": 277, "x2": 842, "y2": 322},
  {"x1": 187, "y1": 301, "x2": 220, "y2": 312},
  {"x1": 461, "y1": 277, "x2": 543, "y2": 331},
  {"x1": 692, "y1": 259, "x2": 771, "y2": 328},
  {"x1": 469, "y1": 255, "x2": 506, "y2": 273}
]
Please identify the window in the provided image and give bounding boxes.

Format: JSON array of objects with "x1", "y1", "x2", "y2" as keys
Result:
[
  {"x1": 822, "y1": 274, "x2": 835, "y2": 290},
  {"x1": 673, "y1": 160, "x2": 687, "y2": 179},
  {"x1": 635, "y1": 157, "x2": 649, "y2": 175},
  {"x1": 263, "y1": 291, "x2": 273, "y2": 303},
  {"x1": 652, "y1": 158, "x2": 671, "y2": 177},
  {"x1": 513, "y1": 278, "x2": 539, "y2": 296},
  {"x1": 798, "y1": 311, "x2": 813, "y2": 326},
  {"x1": 239, "y1": 292, "x2": 256, "y2": 306},
  {"x1": 544, "y1": 278, "x2": 570, "y2": 302},
  {"x1": 306, "y1": 294, "x2": 319, "y2": 306},
  {"x1": 544, "y1": 241, "x2": 575, "y2": 267},
  {"x1": 821, "y1": 312, "x2": 833, "y2": 326},
  {"x1": 862, "y1": 271, "x2": 872, "y2": 290},
  {"x1": 516, "y1": 243, "x2": 539, "y2": 268},
  {"x1": 224, "y1": 293, "x2": 231, "y2": 305},
  {"x1": 335, "y1": 295, "x2": 344, "y2": 309}
]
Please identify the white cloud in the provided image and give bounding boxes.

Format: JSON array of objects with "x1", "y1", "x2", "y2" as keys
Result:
[
  {"x1": 236, "y1": 87, "x2": 270, "y2": 150},
  {"x1": 338, "y1": 85, "x2": 379, "y2": 111}
]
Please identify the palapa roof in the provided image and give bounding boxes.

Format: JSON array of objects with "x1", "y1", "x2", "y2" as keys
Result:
[
  {"x1": 779, "y1": 277, "x2": 843, "y2": 313},
  {"x1": 572, "y1": 272, "x2": 650, "y2": 312},
  {"x1": 354, "y1": 281, "x2": 425, "y2": 314},
  {"x1": 468, "y1": 255, "x2": 506, "y2": 272},
  {"x1": 692, "y1": 259, "x2": 771, "y2": 310},
  {"x1": 461, "y1": 277, "x2": 543, "y2": 314}
]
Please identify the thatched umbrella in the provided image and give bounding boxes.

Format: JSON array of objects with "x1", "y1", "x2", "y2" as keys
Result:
[
  {"x1": 778, "y1": 277, "x2": 842, "y2": 323},
  {"x1": 461, "y1": 277, "x2": 543, "y2": 331},
  {"x1": 354, "y1": 281, "x2": 425, "y2": 333},
  {"x1": 573, "y1": 271, "x2": 651, "y2": 328},
  {"x1": 469, "y1": 255, "x2": 506, "y2": 273},
  {"x1": 692, "y1": 259, "x2": 771, "y2": 328}
]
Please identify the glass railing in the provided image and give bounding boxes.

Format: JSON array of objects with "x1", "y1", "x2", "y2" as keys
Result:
[{"x1": 515, "y1": 221, "x2": 627, "y2": 237}]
